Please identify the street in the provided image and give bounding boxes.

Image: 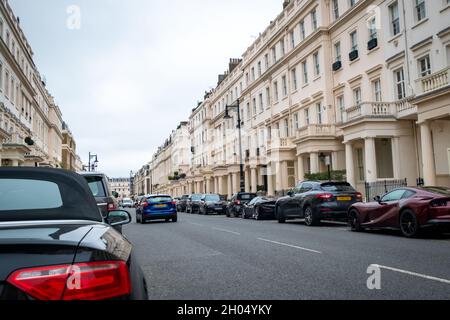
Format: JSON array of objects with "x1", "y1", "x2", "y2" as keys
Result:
[{"x1": 123, "y1": 209, "x2": 450, "y2": 300}]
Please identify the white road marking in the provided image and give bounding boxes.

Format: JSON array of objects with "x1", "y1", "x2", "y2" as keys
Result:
[
  {"x1": 373, "y1": 264, "x2": 450, "y2": 285},
  {"x1": 188, "y1": 222, "x2": 204, "y2": 227},
  {"x1": 257, "y1": 238, "x2": 322, "y2": 254},
  {"x1": 212, "y1": 227, "x2": 241, "y2": 235}
]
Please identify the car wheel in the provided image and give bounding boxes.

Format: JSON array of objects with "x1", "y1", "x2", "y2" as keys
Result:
[
  {"x1": 277, "y1": 206, "x2": 286, "y2": 223},
  {"x1": 136, "y1": 214, "x2": 141, "y2": 223},
  {"x1": 349, "y1": 209, "x2": 364, "y2": 232},
  {"x1": 254, "y1": 207, "x2": 261, "y2": 221},
  {"x1": 400, "y1": 209, "x2": 420, "y2": 238},
  {"x1": 226, "y1": 208, "x2": 231, "y2": 218},
  {"x1": 241, "y1": 210, "x2": 247, "y2": 219},
  {"x1": 304, "y1": 206, "x2": 320, "y2": 226},
  {"x1": 172, "y1": 216, "x2": 178, "y2": 222}
]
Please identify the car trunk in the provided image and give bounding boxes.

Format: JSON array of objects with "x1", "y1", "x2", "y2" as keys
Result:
[{"x1": 148, "y1": 199, "x2": 175, "y2": 212}]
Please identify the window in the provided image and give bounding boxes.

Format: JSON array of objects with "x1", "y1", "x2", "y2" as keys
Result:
[
  {"x1": 415, "y1": 0, "x2": 426, "y2": 21},
  {"x1": 247, "y1": 102, "x2": 251, "y2": 119},
  {"x1": 0, "y1": 63, "x2": 2, "y2": 90},
  {"x1": 259, "y1": 93, "x2": 263, "y2": 112},
  {"x1": 291, "y1": 68, "x2": 298, "y2": 91},
  {"x1": 311, "y1": 9, "x2": 318, "y2": 31},
  {"x1": 266, "y1": 87, "x2": 271, "y2": 106},
  {"x1": 290, "y1": 30, "x2": 295, "y2": 49},
  {"x1": 272, "y1": 47, "x2": 277, "y2": 63},
  {"x1": 332, "y1": 0, "x2": 340, "y2": 20},
  {"x1": 305, "y1": 108, "x2": 310, "y2": 125},
  {"x1": 251, "y1": 67, "x2": 255, "y2": 81},
  {"x1": 299, "y1": 20, "x2": 306, "y2": 40},
  {"x1": 373, "y1": 79, "x2": 382, "y2": 102},
  {"x1": 418, "y1": 55, "x2": 431, "y2": 77},
  {"x1": 349, "y1": 0, "x2": 357, "y2": 7},
  {"x1": 337, "y1": 95, "x2": 345, "y2": 122},
  {"x1": 0, "y1": 19, "x2": 3, "y2": 39},
  {"x1": 350, "y1": 30, "x2": 358, "y2": 51},
  {"x1": 264, "y1": 54, "x2": 269, "y2": 69},
  {"x1": 302, "y1": 61, "x2": 308, "y2": 84},
  {"x1": 284, "y1": 119, "x2": 289, "y2": 137},
  {"x1": 294, "y1": 113, "x2": 299, "y2": 129},
  {"x1": 394, "y1": 68, "x2": 406, "y2": 99},
  {"x1": 0, "y1": 179, "x2": 63, "y2": 211},
  {"x1": 313, "y1": 52, "x2": 320, "y2": 76},
  {"x1": 369, "y1": 17, "x2": 377, "y2": 40},
  {"x1": 280, "y1": 38, "x2": 285, "y2": 56},
  {"x1": 86, "y1": 176, "x2": 107, "y2": 197},
  {"x1": 381, "y1": 189, "x2": 406, "y2": 202},
  {"x1": 282, "y1": 75, "x2": 287, "y2": 97},
  {"x1": 356, "y1": 148, "x2": 365, "y2": 180},
  {"x1": 316, "y1": 103, "x2": 323, "y2": 124},
  {"x1": 257, "y1": 61, "x2": 262, "y2": 77},
  {"x1": 389, "y1": 2, "x2": 400, "y2": 36},
  {"x1": 252, "y1": 98, "x2": 257, "y2": 116},
  {"x1": 335, "y1": 42, "x2": 341, "y2": 62},
  {"x1": 274, "y1": 81, "x2": 279, "y2": 101},
  {"x1": 353, "y1": 87, "x2": 362, "y2": 105}
]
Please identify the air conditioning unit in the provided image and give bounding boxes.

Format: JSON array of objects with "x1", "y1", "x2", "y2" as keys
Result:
[
  {"x1": 191, "y1": 147, "x2": 195, "y2": 154},
  {"x1": 332, "y1": 61, "x2": 342, "y2": 71},
  {"x1": 349, "y1": 50, "x2": 359, "y2": 61},
  {"x1": 367, "y1": 38, "x2": 378, "y2": 51}
]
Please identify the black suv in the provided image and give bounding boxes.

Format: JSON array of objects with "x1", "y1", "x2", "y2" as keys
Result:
[
  {"x1": 226, "y1": 192, "x2": 257, "y2": 217},
  {"x1": 275, "y1": 181, "x2": 362, "y2": 226},
  {"x1": 79, "y1": 172, "x2": 119, "y2": 220},
  {"x1": 186, "y1": 194, "x2": 203, "y2": 213},
  {"x1": 176, "y1": 194, "x2": 190, "y2": 212}
]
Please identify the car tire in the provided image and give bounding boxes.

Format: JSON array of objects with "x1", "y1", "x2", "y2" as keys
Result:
[
  {"x1": 254, "y1": 207, "x2": 261, "y2": 221},
  {"x1": 277, "y1": 206, "x2": 286, "y2": 223},
  {"x1": 400, "y1": 209, "x2": 420, "y2": 238},
  {"x1": 172, "y1": 217, "x2": 178, "y2": 223},
  {"x1": 304, "y1": 206, "x2": 320, "y2": 226},
  {"x1": 349, "y1": 209, "x2": 364, "y2": 232}
]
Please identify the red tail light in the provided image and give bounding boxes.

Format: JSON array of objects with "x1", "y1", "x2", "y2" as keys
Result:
[
  {"x1": 316, "y1": 193, "x2": 333, "y2": 200},
  {"x1": 7, "y1": 261, "x2": 131, "y2": 300},
  {"x1": 355, "y1": 192, "x2": 363, "y2": 200},
  {"x1": 235, "y1": 200, "x2": 241, "y2": 205},
  {"x1": 107, "y1": 203, "x2": 116, "y2": 211},
  {"x1": 142, "y1": 202, "x2": 148, "y2": 207},
  {"x1": 171, "y1": 201, "x2": 177, "y2": 205}
]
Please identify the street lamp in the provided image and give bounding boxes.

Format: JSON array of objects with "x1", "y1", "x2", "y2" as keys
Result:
[
  {"x1": 129, "y1": 170, "x2": 134, "y2": 197},
  {"x1": 224, "y1": 99, "x2": 245, "y2": 193},
  {"x1": 88, "y1": 153, "x2": 99, "y2": 172}
]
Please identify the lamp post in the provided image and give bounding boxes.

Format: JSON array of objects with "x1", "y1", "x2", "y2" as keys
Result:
[
  {"x1": 88, "y1": 153, "x2": 99, "y2": 172},
  {"x1": 129, "y1": 170, "x2": 134, "y2": 197},
  {"x1": 224, "y1": 99, "x2": 245, "y2": 192}
]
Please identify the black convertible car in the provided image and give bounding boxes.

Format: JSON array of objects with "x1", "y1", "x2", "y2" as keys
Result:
[
  {"x1": 242, "y1": 196, "x2": 276, "y2": 220},
  {"x1": 0, "y1": 167, "x2": 148, "y2": 300}
]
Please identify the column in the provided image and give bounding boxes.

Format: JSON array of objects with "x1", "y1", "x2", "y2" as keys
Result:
[
  {"x1": 267, "y1": 164, "x2": 274, "y2": 196},
  {"x1": 281, "y1": 161, "x2": 288, "y2": 190},
  {"x1": 331, "y1": 152, "x2": 339, "y2": 171},
  {"x1": 11, "y1": 159, "x2": 19, "y2": 167},
  {"x1": 206, "y1": 178, "x2": 211, "y2": 194},
  {"x1": 233, "y1": 172, "x2": 239, "y2": 194},
  {"x1": 227, "y1": 174, "x2": 233, "y2": 198},
  {"x1": 214, "y1": 177, "x2": 218, "y2": 194},
  {"x1": 245, "y1": 169, "x2": 250, "y2": 192},
  {"x1": 310, "y1": 152, "x2": 319, "y2": 174},
  {"x1": 297, "y1": 155, "x2": 305, "y2": 182},
  {"x1": 345, "y1": 142, "x2": 355, "y2": 187},
  {"x1": 391, "y1": 137, "x2": 401, "y2": 179},
  {"x1": 364, "y1": 137, "x2": 377, "y2": 182},
  {"x1": 218, "y1": 176, "x2": 223, "y2": 195},
  {"x1": 275, "y1": 162, "x2": 282, "y2": 193},
  {"x1": 420, "y1": 121, "x2": 437, "y2": 186},
  {"x1": 251, "y1": 168, "x2": 258, "y2": 193}
]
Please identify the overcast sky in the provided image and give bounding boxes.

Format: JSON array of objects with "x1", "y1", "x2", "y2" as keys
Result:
[{"x1": 9, "y1": 0, "x2": 281, "y2": 177}]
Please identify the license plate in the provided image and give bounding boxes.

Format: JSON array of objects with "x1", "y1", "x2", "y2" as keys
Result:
[
  {"x1": 155, "y1": 204, "x2": 167, "y2": 208},
  {"x1": 337, "y1": 197, "x2": 352, "y2": 201}
]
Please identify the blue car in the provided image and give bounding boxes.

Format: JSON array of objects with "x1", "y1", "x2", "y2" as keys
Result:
[{"x1": 136, "y1": 195, "x2": 178, "y2": 223}]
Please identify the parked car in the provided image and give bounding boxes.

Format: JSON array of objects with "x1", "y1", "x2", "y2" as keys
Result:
[
  {"x1": 136, "y1": 195, "x2": 177, "y2": 223},
  {"x1": 242, "y1": 196, "x2": 276, "y2": 220},
  {"x1": 276, "y1": 181, "x2": 362, "y2": 226},
  {"x1": 348, "y1": 187, "x2": 450, "y2": 238},
  {"x1": 134, "y1": 195, "x2": 145, "y2": 208},
  {"x1": 226, "y1": 192, "x2": 258, "y2": 217},
  {"x1": 0, "y1": 167, "x2": 147, "y2": 300},
  {"x1": 79, "y1": 172, "x2": 118, "y2": 219},
  {"x1": 199, "y1": 194, "x2": 227, "y2": 215},
  {"x1": 122, "y1": 198, "x2": 134, "y2": 208},
  {"x1": 176, "y1": 194, "x2": 190, "y2": 212},
  {"x1": 186, "y1": 194, "x2": 203, "y2": 214}
]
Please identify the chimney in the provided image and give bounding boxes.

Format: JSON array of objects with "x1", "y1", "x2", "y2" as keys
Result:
[
  {"x1": 228, "y1": 58, "x2": 242, "y2": 73},
  {"x1": 217, "y1": 74, "x2": 226, "y2": 86}
]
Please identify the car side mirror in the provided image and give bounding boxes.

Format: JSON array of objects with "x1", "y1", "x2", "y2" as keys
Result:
[
  {"x1": 287, "y1": 190, "x2": 294, "y2": 197},
  {"x1": 107, "y1": 210, "x2": 131, "y2": 227},
  {"x1": 112, "y1": 191, "x2": 119, "y2": 199},
  {"x1": 374, "y1": 196, "x2": 381, "y2": 203}
]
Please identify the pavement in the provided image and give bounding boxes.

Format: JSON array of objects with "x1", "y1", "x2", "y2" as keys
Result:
[{"x1": 123, "y1": 209, "x2": 450, "y2": 300}]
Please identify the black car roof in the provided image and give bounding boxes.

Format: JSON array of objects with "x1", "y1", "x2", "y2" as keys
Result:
[{"x1": 0, "y1": 167, "x2": 103, "y2": 222}]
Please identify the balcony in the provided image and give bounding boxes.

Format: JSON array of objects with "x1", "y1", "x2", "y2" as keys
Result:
[
  {"x1": 367, "y1": 38, "x2": 378, "y2": 51},
  {"x1": 332, "y1": 61, "x2": 342, "y2": 71},
  {"x1": 267, "y1": 137, "x2": 295, "y2": 150},
  {"x1": 349, "y1": 50, "x2": 359, "y2": 62},
  {"x1": 296, "y1": 124, "x2": 336, "y2": 140},
  {"x1": 343, "y1": 102, "x2": 396, "y2": 123},
  {"x1": 415, "y1": 67, "x2": 450, "y2": 95}
]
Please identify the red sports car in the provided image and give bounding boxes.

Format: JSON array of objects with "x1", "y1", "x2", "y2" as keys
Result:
[{"x1": 348, "y1": 187, "x2": 450, "y2": 238}]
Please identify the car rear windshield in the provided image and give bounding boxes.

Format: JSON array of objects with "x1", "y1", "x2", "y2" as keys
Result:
[
  {"x1": 148, "y1": 196, "x2": 172, "y2": 203},
  {"x1": 205, "y1": 194, "x2": 220, "y2": 201},
  {"x1": 84, "y1": 176, "x2": 107, "y2": 197},
  {"x1": 421, "y1": 187, "x2": 450, "y2": 196},
  {"x1": 0, "y1": 179, "x2": 63, "y2": 211},
  {"x1": 320, "y1": 183, "x2": 355, "y2": 192},
  {"x1": 238, "y1": 193, "x2": 257, "y2": 200}
]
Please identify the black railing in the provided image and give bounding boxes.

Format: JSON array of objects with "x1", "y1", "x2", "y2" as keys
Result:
[{"x1": 364, "y1": 178, "x2": 407, "y2": 202}]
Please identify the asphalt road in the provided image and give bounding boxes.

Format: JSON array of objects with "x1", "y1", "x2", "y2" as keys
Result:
[{"x1": 123, "y1": 209, "x2": 450, "y2": 300}]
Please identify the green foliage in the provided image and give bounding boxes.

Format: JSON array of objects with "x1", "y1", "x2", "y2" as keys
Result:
[{"x1": 304, "y1": 170, "x2": 347, "y2": 181}]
